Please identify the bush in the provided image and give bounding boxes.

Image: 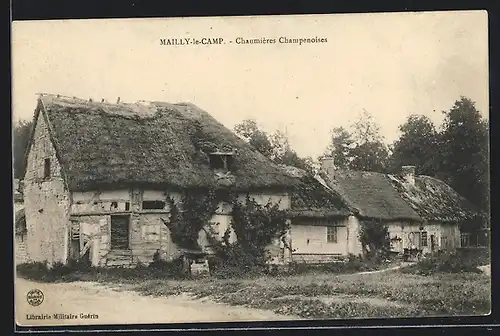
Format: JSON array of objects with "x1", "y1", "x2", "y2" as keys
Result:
[
  {"x1": 16, "y1": 260, "x2": 91, "y2": 282},
  {"x1": 148, "y1": 256, "x2": 185, "y2": 278},
  {"x1": 403, "y1": 251, "x2": 483, "y2": 275},
  {"x1": 285, "y1": 254, "x2": 389, "y2": 275}
]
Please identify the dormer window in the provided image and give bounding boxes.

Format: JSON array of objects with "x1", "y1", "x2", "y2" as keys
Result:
[{"x1": 209, "y1": 151, "x2": 235, "y2": 172}]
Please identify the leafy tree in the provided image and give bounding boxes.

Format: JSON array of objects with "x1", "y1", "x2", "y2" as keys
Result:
[
  {"x1": 325, "y1": 127, "x2": 353, "y2": 169},
  {"x1": 234, "y1": 119, "x2": 313, "y2": 172},
  {"x1": 13, "y1": 120, "x2": 33, "y2": 179},
  {"x1": 438, "y1": 97, "x2": 489, "y2": 213},
  {"x1": 234, "y1": 119, "x2": 274, "y2": 158},
  {"x1": 324, "y1": 110, "x2": 390, "y2": 172},
  {"x1": 359, "y1": 220, "x2": 391, "y2": 260},
  {"x1": 390, "y1": 115, "x2": 440, "y2": 175},
  {"x1": 207, "y1": 194, "x2": 290, "y2": 275},
  {"x1": 162, "y1": 190, "x2": 219, "y2": 250}
]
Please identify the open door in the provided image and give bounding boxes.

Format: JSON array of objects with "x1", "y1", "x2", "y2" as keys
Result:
[{"x1": 110, "y1": 215, "x2": 130, "y2": 250}]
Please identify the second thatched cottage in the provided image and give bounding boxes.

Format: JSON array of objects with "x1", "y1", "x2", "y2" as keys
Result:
[
  {"x1": 288, "y1": 158, "x2": 483, "y2": 260},
  {"x1": 23, "y1": 94, "x2": 300, "y2": 267}
]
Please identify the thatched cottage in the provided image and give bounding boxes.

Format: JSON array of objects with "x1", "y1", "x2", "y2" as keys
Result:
[
  {"x1": 315, "y1": 160, "x2": 483, "y2": 256},
  {"x1": 23, "y1": 94, "x2": 298, "y2": 267},
  {"x1": 280, "y1": 164, "x2": 360, "y2": 263}
]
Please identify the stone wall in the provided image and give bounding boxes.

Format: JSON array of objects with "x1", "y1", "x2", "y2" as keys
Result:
[{"x1": 24, "y1": 111, "x2": 71, "y2": 265}]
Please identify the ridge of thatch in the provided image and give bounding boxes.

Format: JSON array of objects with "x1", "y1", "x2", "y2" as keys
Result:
[
  {"x1": 35, "y1": 94, "x2": 298, "y2": 192},
  {"x1": 279, "y1": 165, "x2": 351, "y2": 218},
  {"x1": 322, "y1": 169, "x2": 423, "y2": 222},
  {"x1": 387, "y1": 174, "x2": 481, "y2": 222}
]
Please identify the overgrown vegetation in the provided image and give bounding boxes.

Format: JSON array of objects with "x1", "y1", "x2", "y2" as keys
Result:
[
  {"x1": 162, "y1": 189, "x2": 219, "y2": 251},
  {"x1": 402, "y1": 250, "x2": 489, "y2": 276},
  {"x1": 358, "y1": 219, "x2": 391, "y2": 261},
  {"x1": 287, "y1": 254, "x2": 397, "y2": 275},
  {"x1": 207, "y1": 194, "x2": 290, "y2": 278},
  {"x1": 16, "y1": 259, "x2": 189, "y2": 283},
  {"x1": 131, "y1": 270, "x2": 490, "y2": 318}
]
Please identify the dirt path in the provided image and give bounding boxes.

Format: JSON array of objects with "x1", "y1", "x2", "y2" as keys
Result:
[
  {"x1": 15, "y1": 277, "x2": 301, "y2": 326},
  {"x1": 355, "y1": 262, "x2": 415, "y2": 275}
]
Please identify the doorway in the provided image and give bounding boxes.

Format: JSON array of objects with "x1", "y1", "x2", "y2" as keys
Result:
[
  {"x1": 430, "y1": 235, "x2": 436, "y2": 252},
  {"x1": 110, "y1": 215, "x2": 130, "y2": 250}
]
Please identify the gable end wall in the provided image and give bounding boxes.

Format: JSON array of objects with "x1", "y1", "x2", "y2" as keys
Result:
[{"x1": 23, "y1": 110, "x2": 71, "y2": 265}]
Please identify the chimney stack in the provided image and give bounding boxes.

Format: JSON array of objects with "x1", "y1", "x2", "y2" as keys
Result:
[
  {"x1": 101, "y1": 98, "x2": 105, "y2": 102},
  {"x1": 116, "y1": 97, "x2": 121, "y2": 104},
  {"x1": 401, "y1": 165, "x2": 416, "y2": 186},
  {"x1": 320, "y1": 156, "x2": 335, "y2": 180}
]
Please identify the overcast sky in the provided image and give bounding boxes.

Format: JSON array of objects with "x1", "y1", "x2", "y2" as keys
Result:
[{"x1": 12, "y1": 11, "x2": 488, "y2": 159}]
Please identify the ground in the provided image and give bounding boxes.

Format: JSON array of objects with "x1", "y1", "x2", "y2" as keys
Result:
[
  {"x1": 16, "y1": 277, "x2": 300, "y2": 326},
  {"x1": 16, "y1": 263, "x2": 491, "y2": 325}
]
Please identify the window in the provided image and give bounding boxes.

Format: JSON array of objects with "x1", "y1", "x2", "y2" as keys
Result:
[
  {"x1": 142, "y1": 200, "x2": 165, "y2": 210},
  {"x1": 125, "y1": 202, "x2": 130, "y2": 211},
  {"x1": 209, "y1": 153, "x2": 234, "y2": 171},
  {"x1": 327, "y1": 226, "x2": 338, "y2": 243},
  {"x1": 421, "y1": 231, "x2": 428, "y2": 247},
  {"x1": 43, "y1": 158, "x2": 51, "y2": 179}
]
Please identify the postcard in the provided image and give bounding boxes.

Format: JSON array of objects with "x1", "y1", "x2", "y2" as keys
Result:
[{"x1": 12, "y1": 11, "x2": 490, "y2": 328}]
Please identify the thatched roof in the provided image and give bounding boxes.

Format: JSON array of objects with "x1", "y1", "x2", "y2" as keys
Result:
[
  {"x1": 28, "y1": 94, "x2": 298, "y2": 192},
  {"x1": 320, "y1": 170, "x2": 423, "y2": 222},
  {"x1": 387, "y1": 175, "x2": 481, "y2": 222},
  {"x1": 279, "y1": 165, "x2": 351, "y2": 219},
  {"x1": 320, "y1": 169, "x2": 481, "y2": 223}
]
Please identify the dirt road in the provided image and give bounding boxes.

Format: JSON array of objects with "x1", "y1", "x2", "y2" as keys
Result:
[{"x1": 15, "y1": 277, "x2": 300, "y2": 326}]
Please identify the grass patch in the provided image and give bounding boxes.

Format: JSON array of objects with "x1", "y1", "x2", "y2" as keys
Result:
[
  {"x1": 401, "y1": 250, "x2": 488, "y2": 276},
  {"x1": 16, "y1": 260, "x2": 187, "y2": 284},
  {"x1": 127, "y1": 270, "x2": 490, "y2": 319},
  {"x1": 16, "y1": 258, "x2": 491, "y2": 319}
]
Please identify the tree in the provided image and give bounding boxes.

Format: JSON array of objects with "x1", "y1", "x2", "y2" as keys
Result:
[
  {"x1": 325, "y1": 127, "x2": 353, "y2": 169},
  {"x1": 438, "y1": 97, "x2": 489, "y2": 213},
  {"x1": 234, "y1": 119, "x2": 274, "y2": 158},
  {"x1": 13, "y1": 120, "x2": 33, "y2": 179},
  {"x1": 323, "y1": 110, "x2": 390, "y2": 172},
  {"x1": 234, "y1": 119, "x2": 313, "y2": 172},
  {"x1": 390, "y1": 115, "x2": 440, "y2": 175},
  {"x1": 207, "y1": 194, "x2": 290, "y2": 275}
]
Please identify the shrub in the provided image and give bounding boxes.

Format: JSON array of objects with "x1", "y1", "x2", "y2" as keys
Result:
[
  {"x1": 207, "y1": 194, "x2": 289, "y2": 278},
  {"x1": 148, "y1": 255, "x2": 185, "y2": 278},
  {"x1": 403, "y1": 251, "x2": 483, "y2": 275},
  {"x1": 16, "y1": 259, "x2": 91, "y2": 282}
]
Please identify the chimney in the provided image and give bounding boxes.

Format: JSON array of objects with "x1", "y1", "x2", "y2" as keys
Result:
[
  {"x1": 320, "y1": 156, "x2": 335, "y2": 180},
  {"x1": 401, "y1": 165, "x2": 416, "y2": 186},
  {"x1": 116, "y1": 97, "x2": 121, "y2": 104},
  {"x1": 101, "y1": 98, "x2": 105, "y2": 102}
]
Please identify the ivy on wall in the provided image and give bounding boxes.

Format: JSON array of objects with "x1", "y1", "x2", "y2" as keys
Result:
[{"x1": 161, "y1": 189, "x2": 220, "y2": 250}]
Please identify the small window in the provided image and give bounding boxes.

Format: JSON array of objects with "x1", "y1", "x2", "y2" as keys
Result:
[
  {"x1": 421, "y1": 231, "x2": 428, "y2": 247},
  {"x1": 327, "y1": 226, "x2": 338, "y2": 243},
  {"x1": 142, "y1": 200, "x2": 165, "y2": 210},
  {"x1": 43, "y1": 158, "x2": 51, "y2": 178},
  {"x1": 125, "y1": 202, "x2": 130, "y2": 211},
  {"x1": 209, "y1": 153, "x2": 234, "y2": 171}
]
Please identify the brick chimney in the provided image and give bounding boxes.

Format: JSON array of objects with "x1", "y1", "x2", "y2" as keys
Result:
[
  {"x1": 320, "y1": 156, "x2": 335, "y2": 180},
  {"x1": 401, "y1": 165, "x2": 416, "y2": 186}
]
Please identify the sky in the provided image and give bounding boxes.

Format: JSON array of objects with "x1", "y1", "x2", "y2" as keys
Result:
[{"x1": 11, "y1": 11, "x2": 489, "y2": 159}]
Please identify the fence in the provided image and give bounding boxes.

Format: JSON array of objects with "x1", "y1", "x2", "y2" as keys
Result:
[{"x1": 460, "y1": 230, "x2": 490, "y2": 248}]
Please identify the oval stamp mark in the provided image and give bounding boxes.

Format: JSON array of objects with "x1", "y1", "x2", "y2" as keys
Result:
[{"x1": 26, "y1": 289, "x2": 44, "y2": 306}]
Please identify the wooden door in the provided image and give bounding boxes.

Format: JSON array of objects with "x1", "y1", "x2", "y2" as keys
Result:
[{"x1": 111, "y1": 215, "x2": 130, "y2": 250}]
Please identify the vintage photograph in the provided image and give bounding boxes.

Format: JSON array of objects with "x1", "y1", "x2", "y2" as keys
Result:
[{"x1": 12, "y1": 11, "x2": 490, "y2": 327}]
